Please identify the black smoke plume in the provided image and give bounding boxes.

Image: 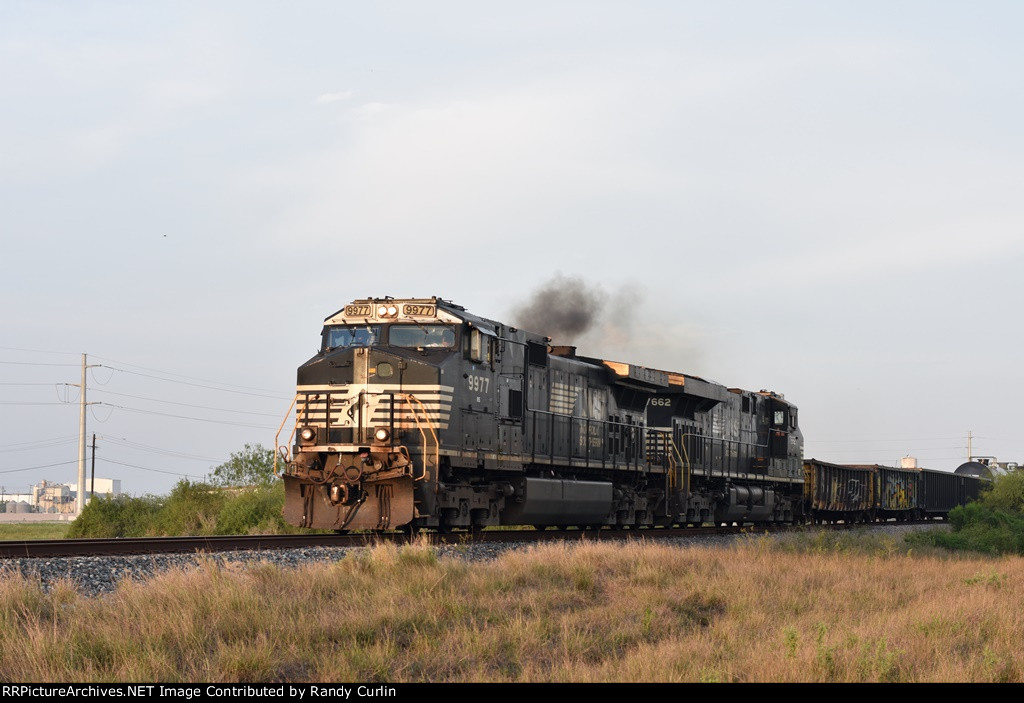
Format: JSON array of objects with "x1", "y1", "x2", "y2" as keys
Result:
[{"x1": 511, "y1": 274, "x2": 608, "y2": 343}]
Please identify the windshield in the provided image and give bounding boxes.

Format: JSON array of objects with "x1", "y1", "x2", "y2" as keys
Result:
[
  {"x1": 389, "y1": 325, "x2": 456, "y2": 349},
  {"x1": 324, "y1": 325, "x2": 380, "y2": 351}
]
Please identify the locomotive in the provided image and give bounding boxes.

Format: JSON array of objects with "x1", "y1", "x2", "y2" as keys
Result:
[{"x1": 277, "y1": 296, "x2": 978, "y2": 531}]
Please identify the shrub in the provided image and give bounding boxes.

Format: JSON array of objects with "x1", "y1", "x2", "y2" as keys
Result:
[
  {"x1": 155, "y1": 481, "x2": 226, "y2": 536},
  {"x1": 979, "y1": 471, "x2": 1024, "y2": 512},
  {"x1": 68, "y1": 480, "x2": 297, "y2": 538},
  {"x1": 66, "y1": 494, "x2": 161, "y2": 538},
  {"x1": 215, "y1": 483, "x2": 292, "y2": 535},
  {"x1": 910, "y1": 503, "x2": 1024, "y2": 555}
]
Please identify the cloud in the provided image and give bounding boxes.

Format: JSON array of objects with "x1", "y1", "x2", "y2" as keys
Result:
[{"x1": 312, "y1": 90, "x2": 354, "y2": 106}]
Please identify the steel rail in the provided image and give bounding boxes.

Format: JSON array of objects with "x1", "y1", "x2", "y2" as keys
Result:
[{"x1": 0, "y1": 519, "x2": 945, "y2": 559}]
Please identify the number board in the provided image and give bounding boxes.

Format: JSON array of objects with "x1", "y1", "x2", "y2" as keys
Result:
[
  {"x1": 403, "y1": 304, "x2": 436, "y2": 317},
  {"x1": 344, "y1": 304, "x2": 372, "y2": 317}
]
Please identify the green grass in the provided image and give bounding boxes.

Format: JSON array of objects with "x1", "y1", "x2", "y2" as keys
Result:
[{"x1": 0, "y1": 523, "x2": 69, "y2": 540}]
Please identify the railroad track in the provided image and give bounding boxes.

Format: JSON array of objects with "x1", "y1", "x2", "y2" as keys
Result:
[{"x1": 0, "y1": 520, "x2": 945, "y2": 559}]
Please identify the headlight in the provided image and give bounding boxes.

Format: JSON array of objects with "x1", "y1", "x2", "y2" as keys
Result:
[
  {"x1": 374, "y1": 427, "x2": 390, "y2": 442},
  {"x1": 299, "y1": 427, "x2": 316, "y2": 442}
]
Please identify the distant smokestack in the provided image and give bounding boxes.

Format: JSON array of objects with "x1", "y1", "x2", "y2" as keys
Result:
[{"x1": 511, "y1": 274, "x2": 605, "y2": 343}]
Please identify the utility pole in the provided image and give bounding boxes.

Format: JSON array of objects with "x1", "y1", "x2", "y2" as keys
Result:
[
  {"x1": 91, "y1": 433, "x2": 97, "y2": 501},
  {"x1": 967, "y1": 430, "x2": 973, "y2": 463},
  {"x1": 73, "y1": 354, "x2": 101, "y2": 514},
  {"x1": 77, "y1": 354, "x2": 87, "y2": 513}
]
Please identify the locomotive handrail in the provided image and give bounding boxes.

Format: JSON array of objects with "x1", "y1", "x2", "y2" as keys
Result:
[
  {"x1": 676, "y1": 436, "x2": 690, "y2": 497},
  {"x1": 679, "y1": 432, "x2": 770, "y2": 478},
  {"x1": 648, "y1": 429, "x2": 676, "y2": 488},
  {"x1": 527, "y1": 408, "x2": 646, "y2": 469},
  {"x1": 273, "y1": 394, "x2": 300, "y2": 476},
  {"x1": 400, "y1": 393, "x2": 440, "y2": 485},
  {"x1": 647, "y1": 429, "x2": 687, "y2": 513}
]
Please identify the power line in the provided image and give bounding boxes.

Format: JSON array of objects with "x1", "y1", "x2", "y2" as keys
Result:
[
  {"x1": 0, "y1": 436, "x2": 78, "y2": 449},
  {"x1": 0, "y1": 460, "x2": 78, "y2": 475},
  {"x1": 0, "y1": 360, "x2": 80, "y2": 367},
  {"x1": 0, "y1": 346, "x2": 80, "y2": 356},
  {"x1": 94, "y1": 356, "x2": 291, "y2": 395},
  {"x1": 0, "y1": 402, "x2": 72, "y2": 406},
  {"x1": 0, "y1": 438, "x2": 78, "y2": 454},
  {"x1": 100, "y1": 458, "x2": 206, "y2": 480},
  {"x1": 101, "y1": 403, "x2": 278, "y2": 429},
  {"x1": 102, "y1": 366, "x2": 291, "y2": 400},
  {"x1": 89, "y1": 389, "x2": 283, "y2": 417},
  {"x1": 101, "y1": 436, "x2": 221, "y2": 463}
]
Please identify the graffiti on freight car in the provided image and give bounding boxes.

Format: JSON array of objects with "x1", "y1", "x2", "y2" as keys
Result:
[
  {"x1": 824, "y1": 477, "x2": 866, "y2": 510},
  {"x1": 846, "y1": 479, "x2": 863, "y2": 505},
  {"x1": 884, "y1": 475, "x2": 916, "y2": 510}
]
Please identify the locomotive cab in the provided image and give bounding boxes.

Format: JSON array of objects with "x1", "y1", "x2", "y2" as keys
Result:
[{"x1": 283, "y1": 298, "x2": 470, "y2": 531}]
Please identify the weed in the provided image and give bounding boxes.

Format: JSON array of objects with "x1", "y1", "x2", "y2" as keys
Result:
[{"x1": 783, "y1": 627, "x2": 798, "y2": 658}]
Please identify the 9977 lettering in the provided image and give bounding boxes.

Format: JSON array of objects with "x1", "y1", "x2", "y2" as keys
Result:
[
  {"x1": 403, "y1": 304, "x2": 436, "y2": 316},
  {"x1": 467, "y1": 375, "x2": 490, "y2": 393}
]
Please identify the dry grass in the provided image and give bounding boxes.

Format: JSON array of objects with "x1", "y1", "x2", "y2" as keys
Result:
[{"x1": 1, "y1": 536, "x2": 1022, "y2": 682}]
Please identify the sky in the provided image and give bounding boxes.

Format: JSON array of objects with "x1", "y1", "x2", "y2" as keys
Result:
[{"x1": 2, "y1": 1, "x2": 1022, "y2": 497}]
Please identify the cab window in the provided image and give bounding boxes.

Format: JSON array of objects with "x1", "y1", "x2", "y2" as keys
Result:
[
  {"x1": 324, "y1": 325, "x2": 380, "y2": 351},
  {"x1": 467, "y1": 329, "x2": 493, "y2": 363},
  {"x1": 389, "y1": 325, "x2": 456, "y2": 349}
]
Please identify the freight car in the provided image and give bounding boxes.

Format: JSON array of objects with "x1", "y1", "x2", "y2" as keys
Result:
[
  {"x1": 803, "y1": 460, "x2": 983, "y2": 523},
  {"x1": 277, "y1": 296, "x2": 979, "y2": 531}
]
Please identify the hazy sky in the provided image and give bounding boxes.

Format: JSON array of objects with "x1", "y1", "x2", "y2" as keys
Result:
[{"x1": 2, "y1": 1, "x2": 1022, "y2": 496}]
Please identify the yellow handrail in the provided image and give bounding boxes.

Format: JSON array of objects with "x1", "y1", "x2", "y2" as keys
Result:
[
  {"x1": 400, "y1": 393, "x2": 440, "y2": 484},
  {"x1": 675, "y1": 435, "x2": 691, "y2": 498},
  {"x1": 273, "y1": 394, "x2": 299, "y2": 477}
]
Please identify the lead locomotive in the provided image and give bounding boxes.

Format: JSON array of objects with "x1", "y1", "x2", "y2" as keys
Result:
[{"x1": 280, "y1": 296, "x2": 805, "y2": 531}]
